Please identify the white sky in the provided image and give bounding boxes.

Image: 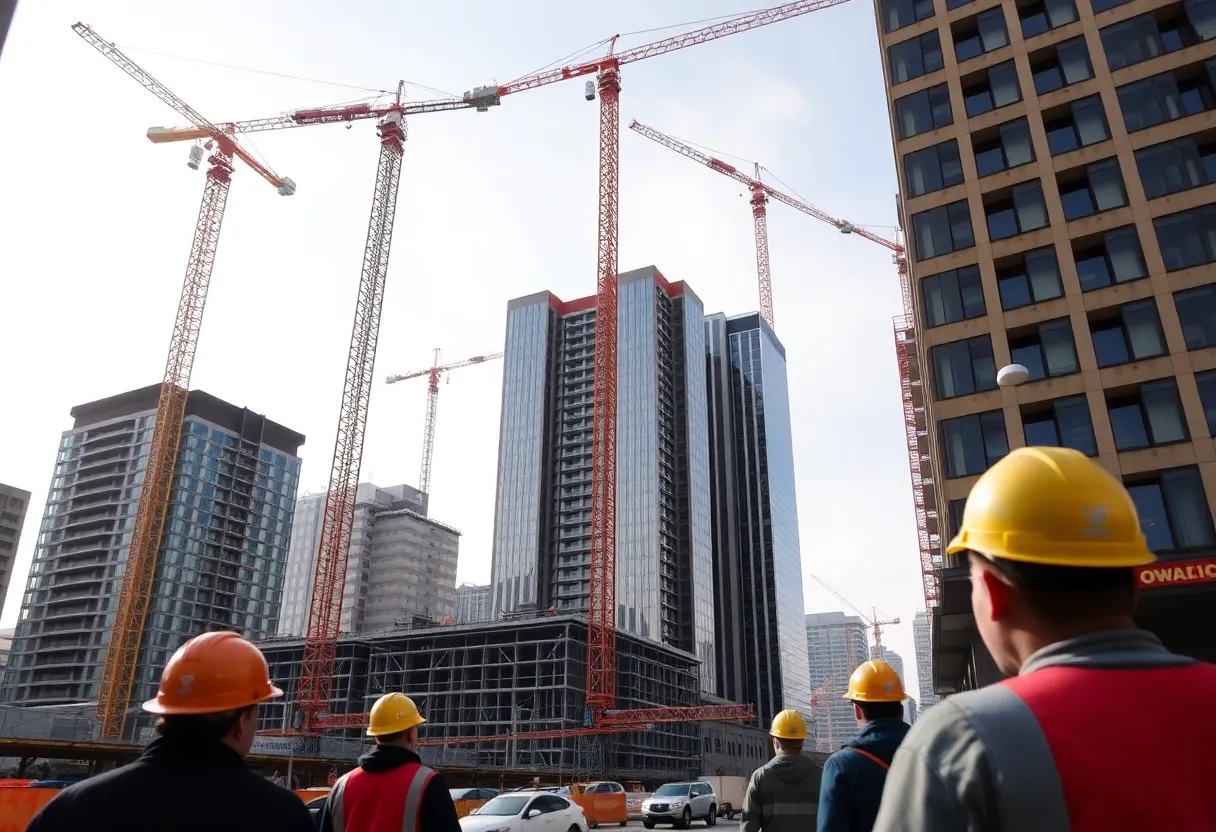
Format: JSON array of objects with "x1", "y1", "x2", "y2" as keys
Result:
[{"x1": 0, "y1": 1, "x2": 928, "y2": 698}]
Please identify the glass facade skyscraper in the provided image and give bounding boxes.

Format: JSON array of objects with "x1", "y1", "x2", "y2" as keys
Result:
[{"x1": 705, "y1": 313, "x2": 811, "y2": 727}]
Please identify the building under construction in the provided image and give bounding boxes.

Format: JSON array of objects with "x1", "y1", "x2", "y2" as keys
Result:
[{"x1": 256, "y1": 613, "x2": 712, "y2": 782}]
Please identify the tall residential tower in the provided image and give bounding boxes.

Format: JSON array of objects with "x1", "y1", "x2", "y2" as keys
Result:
[
  {"x1": 806, "y1": 611, "x2": 871, "y2": 748},
  {"x1": 0, "y1": 483, "x2": 31, "y2": 622}
]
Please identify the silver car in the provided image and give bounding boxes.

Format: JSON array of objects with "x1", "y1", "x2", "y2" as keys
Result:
[{"x1": 641, "y1": 782, "x2": 717, "y2": 829}]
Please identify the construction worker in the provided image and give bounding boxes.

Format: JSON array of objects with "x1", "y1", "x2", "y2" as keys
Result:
[
  {"x1": 873, "y1": 446, "x2": 1216, "y2": 831},
  {"x1": 817, "y1": 660, "x2": 909, "y2": 832},
  {"x1": 319, "y1": 691, "x2": 461, "y2": 832},
  {"x1": 26, "y1": 630, "x2": 314, "y2": 832},
  {"x1": 742, "y1": 709, "x2": 822, "y2": 832}
]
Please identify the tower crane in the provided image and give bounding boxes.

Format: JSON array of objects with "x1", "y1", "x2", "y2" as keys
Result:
[
  {"x1": 72, "y1": 23, "x2": 297, "y2": 740},
  {"x1": 385, "y1": 349, "x2": 505, "y2": 496},
  {"x1": 811, "y1": 575, "x2": 900, "y2": 661},
  {"x1": 630, "y1": 121, "x2": 940, "y2": 614}
]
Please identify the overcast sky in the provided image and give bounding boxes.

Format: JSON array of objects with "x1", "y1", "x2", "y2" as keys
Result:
[{"x1": 0, "y1": 1, "x2": 929, "y2": 698}]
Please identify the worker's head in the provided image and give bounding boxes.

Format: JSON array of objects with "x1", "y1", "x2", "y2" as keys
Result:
[
  {"x1": 142, "y1": 630, "x2": 284, "y2": 758},
  {"x1": 947, "y1": 447, "x2": 1156, "y2": 675},
  {"x1": 842, "y1": 660, "x2": 906, "y2": 725},
  {"x1": 366, "y1": 692, "x2": 426, "y2": 750},
  {"x1": 768, "y1": 709, "x2": 807, "y2": 755}
]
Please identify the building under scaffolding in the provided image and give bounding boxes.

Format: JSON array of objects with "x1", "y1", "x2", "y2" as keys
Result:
[{"x1": 256, "y1": 614, "x2": 708, "y2": 781}]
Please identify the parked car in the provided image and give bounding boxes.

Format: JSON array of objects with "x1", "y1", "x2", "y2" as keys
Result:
[
  {"x1": 452, "y1": 788, "x2": 502, "y2": 801},
  {"x1": 461, "y1": 790, "x2": 590, "y2": 832},
  {"x1": 641, "y1": 782, "x2": 717, "y2": 829},
  {"x1": 306, "y1": 796, "x2": 327, "y2": 831}
]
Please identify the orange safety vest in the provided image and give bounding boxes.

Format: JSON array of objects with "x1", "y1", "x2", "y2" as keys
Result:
[{"x1": 330, "y1": 761, "x2": 436, "y2": 832}]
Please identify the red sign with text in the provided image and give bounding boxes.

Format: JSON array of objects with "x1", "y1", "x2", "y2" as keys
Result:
[{"x1": 1137, "y1": 557, "x2": 1216, "y2": 588}]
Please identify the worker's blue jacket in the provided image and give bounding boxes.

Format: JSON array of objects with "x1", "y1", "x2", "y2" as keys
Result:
[{"x1": 817, "y1": 717, "x2": 909, "y2": 832}]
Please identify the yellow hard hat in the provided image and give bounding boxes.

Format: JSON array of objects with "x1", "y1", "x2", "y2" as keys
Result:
[
  {"x1": 366, "y1": 692, "x2": 426, "y2": 737},
  {"x1": 844, "y1": 660, "x2": 907, "y2": 703},
  {"x1": 769, "y1": 709, "x2": 807, "y2": 740},
  {"x1": 946, "y1": 446, "x2": 1156, "y2": 568}
]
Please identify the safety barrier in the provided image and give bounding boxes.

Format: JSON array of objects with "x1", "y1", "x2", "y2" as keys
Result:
[{"x1": 0, "y1": 787, "x2": 56, "y2": 832}]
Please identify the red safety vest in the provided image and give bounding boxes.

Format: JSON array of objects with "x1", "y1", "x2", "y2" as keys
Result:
[
  {"x1": 1002, "y1": 662, "x2": 1216, "y2": 831},
  {"x1": 331, "y1": 761, "x2": 436, "y2": 832}
]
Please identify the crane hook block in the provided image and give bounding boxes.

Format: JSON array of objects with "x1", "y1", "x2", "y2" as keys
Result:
[{"x1": 585, "y1": 80, "x2": 596, "y2": 101}]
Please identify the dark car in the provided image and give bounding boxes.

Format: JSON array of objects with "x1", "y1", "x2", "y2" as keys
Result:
[{"x1": 306, "y1": 796, "x2": 327, "y2": 830}]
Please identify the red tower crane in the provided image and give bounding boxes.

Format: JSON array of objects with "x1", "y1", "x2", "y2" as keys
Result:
[
  {"x1": 385, "y1": 349, "x2": 505, "y2": 496},
  {"x1": 630, "y1": 121, "x2": 940, "y2": 612},
  {"x1": 72, "y1": 22, "x2": 297, "y2": 740}
]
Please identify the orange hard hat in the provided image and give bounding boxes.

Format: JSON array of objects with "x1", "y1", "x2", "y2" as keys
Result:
[{"x1": 142, "y1": 630, "x2": 283, "y2": 715}]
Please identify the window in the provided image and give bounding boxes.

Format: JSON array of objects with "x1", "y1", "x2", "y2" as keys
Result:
[
  {"x1": 963, "y1": 61, "x2": 1022, "y2": 117},
  {"x1": 1185, "y1": 0, "x2": 1216, "y2": 42},
  {"x1": 1017, "y1": 0, "x2": 1078, "y2": 37},
  {"x1": 922, "y1": 265, "x2": 986, "y2": 326},
  {"x1": 973, "y1": 117, "x2": 1035, "y2": 176},
  {"x1": 931, "y1": 334, "x2": 998, "y2": 398},
  {"x1": 996, "y1": 246, "x2": 1063, "y2": 309},
  {"x1": 1194, "y1": 369, "x2": 1216, "y2": 433},
  {"x1": 1030, "y1": 36, "x2": 1094, "y2": 95},
  {"x1": 947, "y1": 0, "x2": 974, "y2": 9},
  {"x1": 1058, "y1": 159, "x2": 1127, "y2": 221},
  {"x1": 1118, "y1": 61, "x2": 1216, "y2": 132},
  {"x1": 1043, "y1": 95, "x2": 1110, "y2": 156},
  {"x1": 1009, "y1": 318, "x2": 1079, "y2": 381},
  {"x1": 1101, "y1": 8, "x2": 1204, "y2": 72},
  {"x1": 940, "y1": 411, "x2": 1009, "y2": 477},
  {"x1": 1126, "y1": 467, "x2": 1216, "y2": 551},
  {"x1": 1089, "y1": 299, "x2": 1167, "y2": 367},
  {"x1": 882, "y1": 0, "x2": 935, "y2": 33},
  {"x1": 947, "y1": 499, "x2": 967, "y2": 537},
  {"x1": 1074, "y1": 226, "x2": 1147, "y2": 291},
  {"x1": 1155, "y1": 204, "x2": 1216, "y2": 271},
  {"x1": 889, "y1": 30, "x2": 945, "y2": 84},
  {"x1": 1092, "y1": 0, "x2": 1133, "y2": 12},
  {"x1": 896, "y1": 83, "x2": 954, "y2": 139},
  {"x1": 954, "y1": 7, "x2": 1010, "y2": 62},
  {"x1": 1175, "y1": 283, "x2": 1216, "y2": 348},
  {"x1": 1136, "y1": 134, "x2": 1216, "y2": 199},
  {"x1": 1022, "y1": 395, "x2": 1097, "y2": 455},
  {"x1": 904, "y1": 140, "x2": 964, "y2": 197},
  {"x1": 1107, "y1": 378, "x2": 1189, "y2": 450},
  {"x1": 985, "y1": 180, "x2": 1049, "y2": 240},
  {"x1": 912, "y1": 199, "x2": 975, "y2": 261}
]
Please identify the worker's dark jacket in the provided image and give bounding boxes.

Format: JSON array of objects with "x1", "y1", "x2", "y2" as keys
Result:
[
  {"x1": 742, "y1": 751, "x2": 822, "y2": 832},
  {"x1": 817, "y1": 717, "x2": 909, "y2": 832},
  {"x1": 319, "y1": 745, "x2": 461, "y2": 832},
  {"x1": 25, "y1": 734, "x2": 315, "y2": 832},
  {"x1": 874, "y1": 629, "x2": 1216, "y2": 831}
]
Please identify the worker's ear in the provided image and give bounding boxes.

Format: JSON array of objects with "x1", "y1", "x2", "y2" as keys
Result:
[{"x1": 979, "y1": 566, "x2": 1014, "y2": 621}]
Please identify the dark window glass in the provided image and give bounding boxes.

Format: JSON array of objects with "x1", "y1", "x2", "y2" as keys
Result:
[
  {"x1": 1175, "y1": 283, "x2": 1216, "y2": 348},
  {"x1": 1089, "y1": 299, "x2": 1168, "y2": 367},
  {"x1": 882, "y1": 0, "x2": 935, "y2": 33},
  {"x1": 931, "y1": 335, "x2": 998, "y2": 399},
  {"x1": 1018, "y1": 0, "x2": 1079, "y2": 37},
  {"x1": 896, "y1": 83, "x2": 954, "y2": 139},
  {"x1": 996, "y1": 246, "x2": 1063, "y2": 309},
  {"x1": 1044, "y1": 95, "x2": 1110, "y2": 155},
  {"x1": 1022, "y1": 395, "x2": 1097, "y2": 455},
  {"x1": 904, "y1": 139, "x2": 965, "y2": 197},
  {"x1": 1126, "y1": 467, "x2": 1216, "y2": 551},
  {"x1": 1118, "y1": 62, "x2": 1216, "y2": 133},
  {"x1": 921, "y1": 265, "x2": 986, "y2": 327},
  {"x1": 947, "y1": 0, "x2": 975, "y2": 9},
  {"x1": 1136, "y1": 134, "x2": 1216, "y2": 199},
  {"x1": 972, "y1": 117, "x2": 1035, "y2": 176},
  {"x1": 963, "y1": 61, "x2": 1022, "y2": 117},
  {"x1": 985, "y1": 180, "x2": 1049, "y2": 241},
  {"x1": 947, "y1": 499, "x2": 967, "y2": 537},
  {"x1": 912, "y1": 199, "x2": 975, "y2": 261},
  {"x1": 940, "y1": 410, "x2": 1009, "y2": 477},
  {"x1": 1185, "y1": 0, "x2": 1216, "y2": 42},
  {"x1": 1008, "y1": 318, "x2": 1079, "y2": 381},
  {"x1": 889, "y1": 30, "x2": 946, "y2": 84},
  {"x1": 1194, "y1": 369, "x2": 1216, "y2": 434},
  {"x1": 1074, "y1": 226, "x2": 1148, "y2": 291},
  {"x1": 1058, "y1": 158, "x2": 1128, "y2": 221},
  {"x1": 954, "y1": 7, "x2": 1010, "y2": 62},
  {"x1": 1155, "y1": 204, "x2": 1216, "y2": 271},
  {"x1": 1092, "y1": 0, "x2": 1133, "y2": 12},
  {"x1": 1030, "y1": 36, "x2": 1094, "y2": 95},
  {"x1": 1101, "y1": 8, "x2": 1206, "y2": 72},
  {"x1": 1107, "y1": 378, "x2": 1189, "y2": 450}
]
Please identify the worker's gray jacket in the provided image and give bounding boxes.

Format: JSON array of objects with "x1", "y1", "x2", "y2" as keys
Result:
[{"x1": 742, "y1": 751, "x2": 822, "y2": 832}]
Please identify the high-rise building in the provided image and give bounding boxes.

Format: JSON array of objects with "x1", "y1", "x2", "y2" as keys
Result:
[
  {"x1": 806, "y1": 611, "x2": 870, "y2": 748},
  {"x1": 0, "y1": 483, "x2": 31, "y2": 620},
  {"x1": 705, "y1": 312, "x2": 811, "y2": 725},
  {"x1": 490, "y1": 266, "x2": 717, "y2": 690},
  {"x1": 875, "y1": 0, "x2": 1216, "y2": 692},
  {"x1": 2, "y1": 385, "x2": 303, "y2": 706},
  {"x1": 454, "y1": 583, "x2": 491, "y2": 624},
  {"x1": 279, "y1": 482, "x2": 457, "y2": 636},
  {"x1": 904, "y1": 696, "x2": 918, "y2": 724},
  {"x1": 912, "y1": 611, "x2": 939, "y2": 712},
  {"x1": 883, "y1": 649, "x2": 906, "y2": 689}
]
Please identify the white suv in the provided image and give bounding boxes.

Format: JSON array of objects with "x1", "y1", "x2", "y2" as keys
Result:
[{"x1": 641, "y1": 781, "x2": 717, "y2": 829}]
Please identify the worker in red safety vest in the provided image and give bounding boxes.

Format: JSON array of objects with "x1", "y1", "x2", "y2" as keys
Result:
[
  {"x1": 319, "y1": 691, "x2": 461, "y2": 832},
  {"x1": 873, "y1": 446, "x2": 1216, "y2": 831}
]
